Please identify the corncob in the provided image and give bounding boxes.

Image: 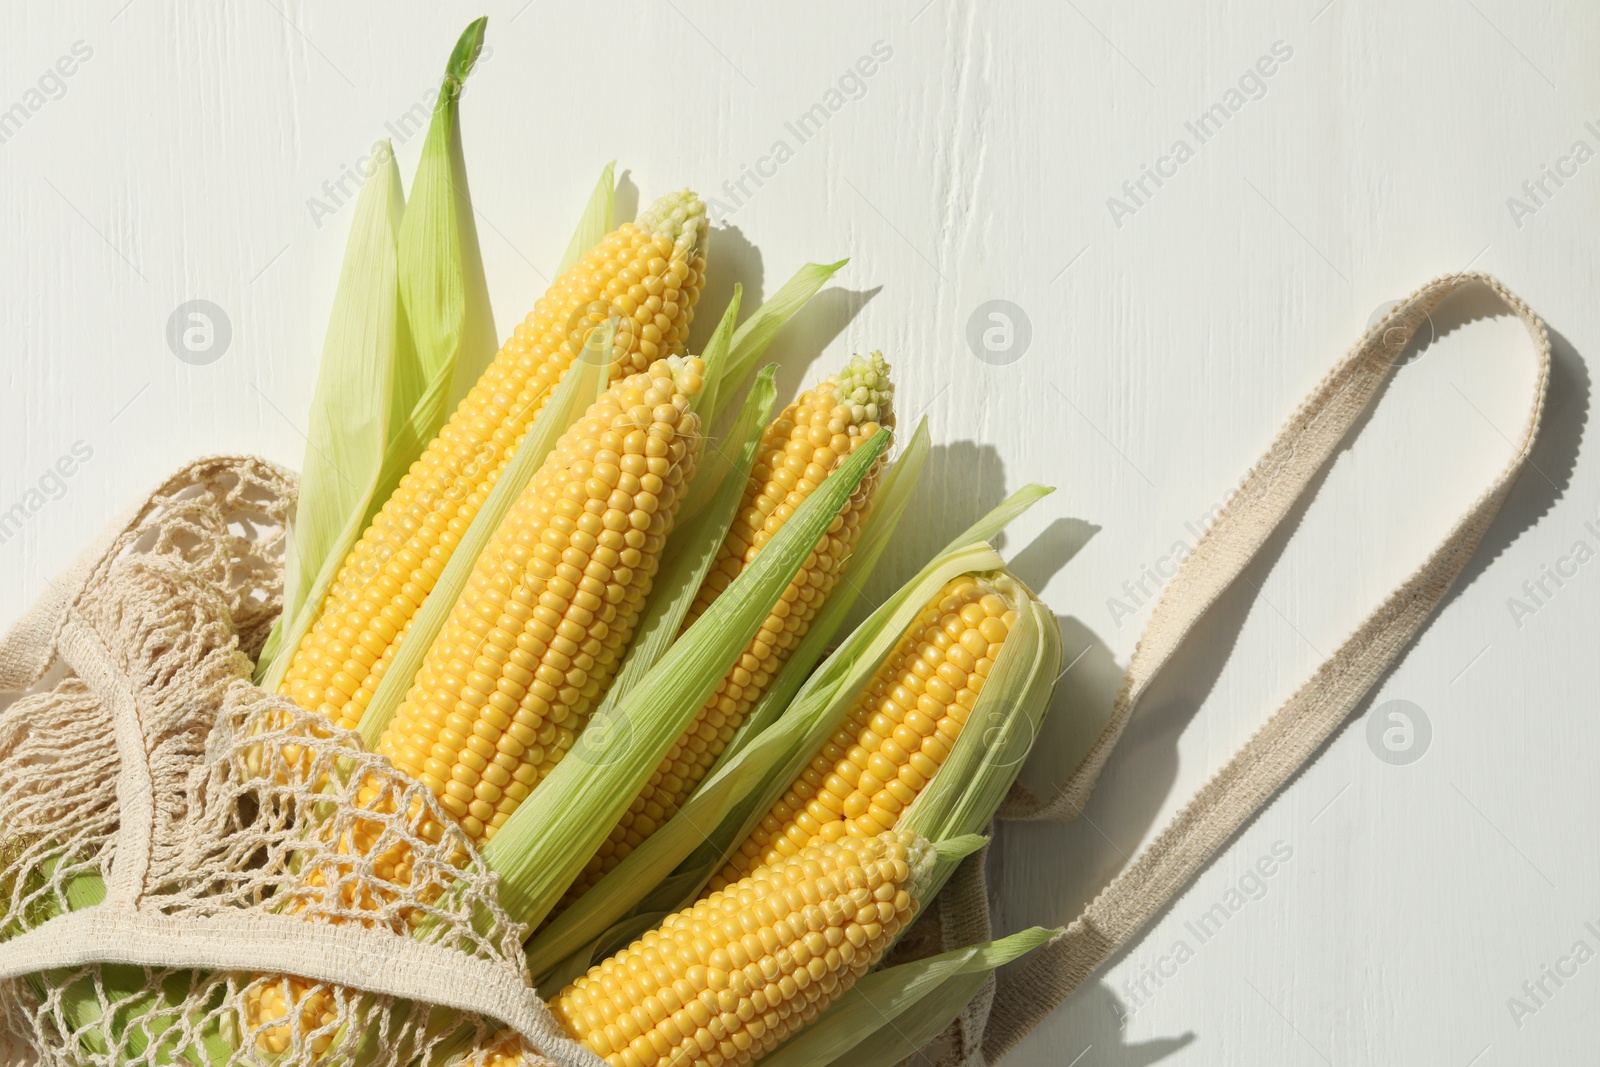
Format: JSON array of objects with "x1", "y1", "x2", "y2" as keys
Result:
[
  {"x1": 557, "y1": 355, "x2": 895, "y2": 907},
  {"x1": 280, "y1": 190, "x2": 708, "y2": 732},
  {"x1": 246, "y1": 357, "x2": 707, "y2": 1054},
  {"x1": 374, "y1": 356, "x2": 707, "y2": 847},
  {"x1": 546, "y1": 831, "x2": 932, "y2": 1067},
  {"x1": 710, "y1": 575, "x2": 1015, "y2": 892}
]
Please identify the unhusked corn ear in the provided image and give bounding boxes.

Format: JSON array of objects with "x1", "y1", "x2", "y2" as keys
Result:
[
  {"x1": 550, "y1": 831, "x2": 932, "y2": 1067},
  {"x1": 374, "y1": 356, "x2": 707, "y2": 847},
  {"x1": 711, "y1": 576, "x2": 1015, "y2": 892},
  {"x1": 280, "y1": 191, "x2": 709, "y2": 732},
  {"x1": 559, "y1": 354, "x2": 896, "y2": 906}
]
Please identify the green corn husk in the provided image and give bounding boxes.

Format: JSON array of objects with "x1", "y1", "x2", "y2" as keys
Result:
[
  {"x1": 261, "y1": 145, "x2": 405, "y2": 679},
  {"x1": 26, "y1": 861, "x2": 240, "y2": 1067},
  {"x1": 374, "y1": 18, "x2": 486, "y2": 507},
  {"x1": 480, "y1": 428, "x2": 892, "y2": 931},
  {"x1": 763, "y1": 926, "x2": 1061, "y2": 1067},
  {"x1": 256, "y1": 19, "x2": 487, "y2": 687},
  {"x1": 43, "y1": 966, "x2": 231, "y2": 1067},
  {"x1": 401, "y1": 18, "x2": 484, "y2": 422},
  {"x1": 523, "y1": 418, "x2": 933, "y2": 979},
  {"x1": 556, "y1": 161, "x2": 616, "y2": 276},
  {"x1": 820, "y1": 969, "x2": 991, "y2": 1067},
  {"x1": 355, "y1": 319, "x2": 612, "y2": 748}
]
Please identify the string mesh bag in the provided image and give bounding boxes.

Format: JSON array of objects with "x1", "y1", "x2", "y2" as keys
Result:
[{"x1": 0, "y1": 456, "x2": 603, "y2": 1067}]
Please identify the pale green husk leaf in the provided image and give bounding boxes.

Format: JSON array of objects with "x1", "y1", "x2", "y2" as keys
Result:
[
  {"x1": 692, "y1": 283, "x2": 742, "y2": 418},
  {"x1": 822, "y1": 969, "x2": 991, "y2": 1067},
  {"x1": 556, "y1": 161, "x2": 616, "y2": 277},
  {"x1": 675, "y1": 286, "x2": 749, "y2": 520},
  {"x1": 399, "y1": 17, "x2": 483, "y2": 430},
  {"x1": 255, "y1": 146, "x2": 405, "y2": 680}
]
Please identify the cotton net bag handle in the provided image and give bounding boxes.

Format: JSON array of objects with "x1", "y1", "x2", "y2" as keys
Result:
[{"x1": 984, "y1": 272, "x2": 1551, "y2": 1062}]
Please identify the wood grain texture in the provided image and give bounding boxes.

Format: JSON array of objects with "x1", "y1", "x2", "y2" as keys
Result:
[{"x1": 1, "y1": 2, "x2": 1596, "y2": 1063}]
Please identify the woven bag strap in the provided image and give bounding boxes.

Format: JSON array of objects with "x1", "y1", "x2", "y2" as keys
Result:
[
  {"x1": 0, "y1": 911, "x2": 601, "y2": 1067},
  {"x1": 983, "y1": 272, "x2": 1550, "y2": 1061}
]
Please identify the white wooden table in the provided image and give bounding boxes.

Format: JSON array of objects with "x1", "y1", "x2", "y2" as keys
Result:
[{"x1": 2, "y1": 2, "x2": 1595, "y2": 1063}]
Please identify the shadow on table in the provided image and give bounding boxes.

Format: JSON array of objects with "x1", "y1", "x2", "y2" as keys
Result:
[
  {"x1": 1060, "y1": 982, "x2": 1196, "y2": 1065},
  {"x1": 446, "y1": 112, "x2": 499, "y2": 409},
  {"x1": 689, "y1": 222, "x2": 764, "y2": 357},
  {"x1": 1009, "y1": 517, "x2": 1101, "y2": 594},
  {"x1": 614, "y1": 169, "x2": 640, "y2": 226},
  {"x1": 766, "y1": 284, "x2": 881, "y2": 404}
]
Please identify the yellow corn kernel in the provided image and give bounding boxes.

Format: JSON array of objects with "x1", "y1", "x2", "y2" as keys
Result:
[
  {"x1": 280, "y1": 191, "x2": 709, "y2": 732},
  {"x1": 375, "y1": 357, "x2": 707, "y2": 847},
  {"x1": 243, "y1": 976, "x2": 339, "y2": 1057},
  {"x1": 557, "y1": 354, "x2": 895, "y2": 909},
  {"x1": 710, "y1": 576, "x2": 1015, "y2": 892},
  {"x1": 475, "y1": 1036, "x2": 536, "y2": 1067},
  {"x1": 550, "y1": 831, "x2": 928, "y2": 1067}
]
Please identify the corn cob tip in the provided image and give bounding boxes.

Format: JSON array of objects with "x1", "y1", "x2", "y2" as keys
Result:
[
  {"x1": 831, "y1": 352, "x2": 894, "y2": 431},
  {"x1": 635, "y1": 189, "x2": 709, "y2": 257},
  {"x1": 664, "y1": 354, "x2": 708, "y2": 399},
  {"x1": 903, "y1": 829, "x2": 938, "y2": 901}
]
